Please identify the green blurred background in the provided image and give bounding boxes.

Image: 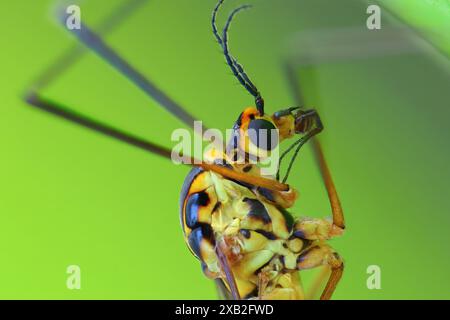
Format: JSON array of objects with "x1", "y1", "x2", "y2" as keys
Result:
[{"x1": 1, "y1": 0, "x2": 449, "y2": 299}]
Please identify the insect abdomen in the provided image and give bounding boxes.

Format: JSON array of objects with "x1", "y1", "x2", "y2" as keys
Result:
[{"x1": 180, "y1": 168, "x2": 219, "y2": 267}]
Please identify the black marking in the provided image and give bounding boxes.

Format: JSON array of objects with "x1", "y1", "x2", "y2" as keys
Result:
[
  {"x1": 244, "y1": 151, "x2": 253, "y2": 163},
  {"x1": 188, "y1": 224, "x2": 214, "y2": 260},
  {"x1": 231, "y1": 178, "x2": 254, "y2": 190},
  {"x1": 185, "y1": 192, "x2": 210, "y2": 229},
  {"x1": 201, "y1": 262, "x2": 209, "y2": 275},
  {"x1": 278, "y1": 207, "x2": 294, "y2": 232},
  {"x1": 239, "y1": 229, "x2": 251, "y2": 239},
  {"x1": 233, "y1": 112, "x2": 243, "y2": 130},
  {"x1": 243, "y1": 287, "x2": 259, "y2": 299},
  {"x1": 280, "y1": 255, "x2": 286, "y2": 267},
  {"x1": 296, "y1": 246, "x2": 319, "y2": 266},
  {"x1": 255, "y1": 229, "x2": 277, "y2": 240},
  {"x1": 293, "y1": 230, "x2": 306, "y2": 239},
  {"x1": 243, "y1": 198, "x2": 271, "y2": 224},
  {"x1": 232, "y1": 151, "x2": 239, "y2": 162},
  {"x1": 212, "y1": 201, "x2": 221, "y2": 213},
  {"x1": 179, "y1": 167, "x2": 204, "y2": 231},
  {"x1": 218, "y1": 148, "x2": 254, "y2": 189},
  {"x1": 227, "y1": 131, "x2": 240, "y2": 151},
  {"x1": 243, "y1": 165, "x2": 252, "y2": 173},
  {"x1": 257, "y1": 187, "x2": 275, "y2": 202},
  {"x1": 296, "y1": 252, "x2": 306, "y2": 265}
]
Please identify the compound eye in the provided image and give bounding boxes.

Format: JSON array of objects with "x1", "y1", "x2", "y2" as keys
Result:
[{"x1": 247, "y1": 119, "x2": 279, "y2": 150}]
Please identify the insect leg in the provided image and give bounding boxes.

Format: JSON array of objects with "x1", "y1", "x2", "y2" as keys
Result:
[
  {"x1": 54, "y1": 9, "x2": 205, "y2": 134},
  {"x1": 278, "y1": 109, "x2": 323, "y2": 183},
  {"x1": 296, "y1": 244, "x2": 344, "y2": 300},
  {"x1": 25, "y1": 92, "x2": 290, "y2": 193},
  {"x1": 26, "y1": 92, "x2": 173, "y2": 160},
  {"x1": 312, "y1": 140, "x2": 345, "y2": 228},
  {"x1": 320, "y1": 262, "x2": 344, "y2": 300},
  {"x1": 305, "y1": 266, "x2": 330, "y2": 300},
  {"x1": 283, "y1": 58, "x2": 345, "y2": 299},
  {"x1": 28, "y1": 0, "x2": 148, "y2": 92},
  {"x1": 293, "y1": 217, "x2": 344, "y2": 241},
  {"x1": 26, "y1": 1, "x2": 292, "y2": 192},
  {"x1": 292, "y1": 218, "x2": 344, "y2": 300},
  {"x1": 24, "y1": 0, "x2": 179, "y2": 161},
  {"x1": 215, "y1": 278, "x2": 233, "y2": 300},
  {"x1": 283, "y1": 61, "x2": 345, "y2": 229},
  {"x1": 215, "y1": 242, "x2": 241, "y2": 300}
]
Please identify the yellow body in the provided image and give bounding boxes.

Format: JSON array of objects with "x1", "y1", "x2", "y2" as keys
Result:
[{"x1": 180, "y1": 108, "x2": 343, "y2": 299}]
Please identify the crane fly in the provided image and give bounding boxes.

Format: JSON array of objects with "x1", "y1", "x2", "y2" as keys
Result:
[{"x1": 25, "y1": 0, "x2": 345, "y2": 300}]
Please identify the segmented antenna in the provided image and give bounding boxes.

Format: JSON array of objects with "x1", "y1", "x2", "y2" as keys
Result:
[{"x1": 212, "y1": 0, "x2": 264, "y2": 115}]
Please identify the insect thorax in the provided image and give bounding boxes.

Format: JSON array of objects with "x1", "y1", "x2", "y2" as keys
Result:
[{"x1": 180, "y1": 149, "x2": 315, "y2": 299}]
